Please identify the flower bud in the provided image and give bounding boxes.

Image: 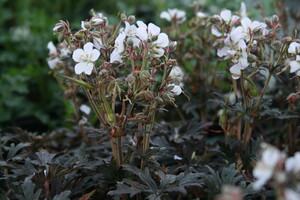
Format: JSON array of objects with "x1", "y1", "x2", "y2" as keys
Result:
[
  {"x1": 144, "y1": 91, "x2": 155, "y2": 101},
  {"x1": 91, "y1": 17, "x2": 105, "y2": 26},
  {"x1": 74, "y1": 30, "x2": 85, "y2": 40},
  {"x1": 128, "y1": 15, "x2": 135, "y2": 23},
  {"x1": 53, "y1": 20, "x2": 69, "y2": 33},
  {"x1": 121, "y1": 13, "x2": 127, "y2": 21},
  {"x1": 286, "y1": 93, "x2": 299, "y2": 104},
  {"x1": 126, "y1": 74, "x2": 135, "y2": 84},
  {"x1": 81, "y1": 21, "x2": 92, "y2": 30},
  {"x1": 168, "y1": 41, "x2": 177, "y2": 52},
  {"x1": 272, "y1": 15, "x2": 279, "y2": 25}
]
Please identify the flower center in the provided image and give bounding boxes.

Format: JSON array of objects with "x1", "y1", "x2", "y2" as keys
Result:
[{"x1": 79, "y1": 53, "x2": 92, "y2": 62}]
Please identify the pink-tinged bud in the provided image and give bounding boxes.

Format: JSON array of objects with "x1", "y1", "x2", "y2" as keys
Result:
[
  {"x1": 53, "y1": 20, "x2": 69, "y2": 33},
  {"x1": 91, "y1": 17, "x2": 105, "y2": 26},
  {"x1": 127, "y1": 15, "x2": 135, "y2": 23},
  {"x1": 286, "y1": 93, "x2": 299, "y2": 104},
  {"x1": 168, "y1": 41, "x2": 177, "y2": 52},
  {"x1": 272, "y1": 15, "x2": 279, "y2": 25}
]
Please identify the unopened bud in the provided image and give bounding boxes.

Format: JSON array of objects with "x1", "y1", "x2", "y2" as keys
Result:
[
  {"x1": 168, "y1": 41, "x2": 177, "y2": 51},
  {"x1": 74, "y1": 30, "x2": 85, "y2": 40},
  {"x1": 121, "y1": 13, "x2": 127, "y2": 21},
  {"x1": 53, "y1": 20, "x2": 69, "y2": 33},
  {"x1": 128, "y1": 15, "x2": 135, "y2": 23},
  {"x1": 144, "y1": 91, "x2": 155, "y2": 101},
  {"x1": 81, "y1": 21, "x2": 91, "y2": 30},
  {"x1": 91, "y1": 17, "x2": 104, "y2": 26},
  {"x1": 272, "y1": 15, "x2": 279, "y2": 25}
]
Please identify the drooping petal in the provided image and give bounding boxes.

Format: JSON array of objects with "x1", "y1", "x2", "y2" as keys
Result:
[
  {"x1": 83, "y1": 42, "x2": 94, "y2": 53},
  {"x1": 230, "y1": 64, "x2": 241, "y2": 79},
  {"x1": 290, "y1": 61, "x2": 300, "y2": 73},
  {"x1": 74, "y1": 62, "x2": 86, "y2": 74},
  {"x1": 84, "y1": 62, "x2": 94, "y2": 75},
  {"x1": 148, "y1": 23, "x2": 161, "y2": 37},
  {"x1": 160, "y1": 11, "x2": 171, "y2": 21},
  {"x1": 91, "y1": 49, "x2": 100, "y2": 61},
  {"x1": 72, "y1": 49, "x2": 85, "y2": 62},
  {"x1": 154, "y1": 33, "x2": 169, "y2": 48},
  {"x1": 170, "y1": 84, "x2": 182, "y2": 96},
  {"x1": 110, "y1": 49, "x2": 123, "y2": 63},
  {"x1": 152, "y1": 47, "x2": 165, "y2": 58},
  {"x1": 220, "y1": 10, "x2": 232, "y2": 23}
]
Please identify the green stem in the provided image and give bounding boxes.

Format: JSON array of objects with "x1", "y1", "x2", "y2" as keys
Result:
[
  {"x1": 141, "y1": 49, "x2": 148, "y2": 70},
  {"x1": 253, "y1": 72, "x2": 272, "y2": 112}
]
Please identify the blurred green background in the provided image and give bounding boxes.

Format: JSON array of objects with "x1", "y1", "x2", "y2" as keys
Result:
[{"x1": 0, "y1": 0, "x2": 280, "y2": 131}]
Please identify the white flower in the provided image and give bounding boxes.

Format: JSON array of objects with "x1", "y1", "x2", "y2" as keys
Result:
[
  {"x1": 288, "y1": 43, "x2": 300, "y2": 76},
  {"x1": 160, "y1": 9, "x2": 186, "y2": 24},
  {"x1": 230, "y1": 52, "x2": 249, "y2": 79},
  {"x1": 136, "y1": 21, "x2": 161, "y2": 41},
  {"x1": 211, "y1": 25, "x2": 222, "y2": 37},
  {"x1": 47, "y1": 42, "x2": 57, "y2": 55},
  {"x1": 197, "y1": 12, "x2": 206, "y2": 18},
  {"x1": 169, "y1": 84, "x2": 182, "y2": 96},
  {"x1": 252, "y1": 143, "x2": 282, "y2": 190},
  {"x1": 174, "y1": 155, "x2": 183, "y2": 160},
  {"x1": 79, "y1": 104, "x2": 91, "y2": 115},
  {"x1": 241, "y1": 17, "x2": 267, "y2": 41},
  {"x1": 288, "y1": 42, "x2": 300, "y2": 54},
  {"x1": 72, "y1": 42, "x2": 100, "y2": 75},
  {"x1": 124, "y1": 22, "x2": 140, "y2": 47},
  {"x1": 285, "y1": 189, "x2": 300, "y2": 200},
  {"x1": 285, "y1": 152, "x2": 300, "y2": 172},
  {"x1": 136, "y1": 21, "x2": 169, "y2": 57}
]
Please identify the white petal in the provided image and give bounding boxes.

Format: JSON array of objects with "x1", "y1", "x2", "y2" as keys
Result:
[
  {"x1": 137, "y1": 21, "x2": 147, "y2": 29},
  {"x1": 230, "y1": 15, "x2": 240, "y2": 24},
  {"x1": 93, "y1": 38, "x2": 103, "y2": 50},
  {"x1": 262, "y1": 147, "x2": 281, "y2": 168},
  {"x1": 252, "y1": 162, "x2": 273, "y2": 189},
  {"x1": 290, "y1": 61, "x2": 300, "y2": 73},
  {"x1": 231, "y1": 26, "x2": 243, "y2": 43},
  {"x1": 241, "y1": 17, "x2": 251, "y2": 30},
  {"x1": 47, "y1": 42, "x2": 57, "y2": 55},
  {"x1": 170, "y1": 84, "x2": 182, "y2": 96},
  {"x1": 115, "y1": 32, "x2": 126, "y2": 52},
  {"x1": 230, "y1": 64, "x2": 241, "y2": 79},
  {"x1": 288, "y1": 42, "x2": 300, "y2": 54},
  {"x1": 91, "y1": 49, "x2": 100, "y2": 61},
  {"x1": 47, "y1": 58, "x2": 60, "y2": 69},
  {"x1": 285, "y1": 189, "x2": 300, "y2": 200},
  {"x1": 197, "y1": 12, "x2": 206, "y2": 18},
  {"x1": 217, "y1": 46, "x2": 230, "y2": 57},
  {"x1": 174, "y1": 155, "x2": 183, "y2": 160},
  {"x1": 285, "y1": 157, "x2": 295, "y2": 172},
  {"x1": 81, "y1": 21, "x2": 86, "y2": 30},
  {"x1": 296, "y1": 55, "x2": 300, "y2": 61},
  {"x1": 152, "y1": 47, "x2": 165, "y2": 58},
  {"x1": 160, "y1": 11, "x2": 171, "y2": 21},
  {"x1": 211, "y1": 25, "x2": 222, "y2": 37},
  {"x1": 136, "y1": 27, "x2": 148, "y2": 41},
  {"x1": 110, "y1": 49, "x2": 122, "y2": 63},
  {"x1": 220, "y1": 10, "x2": 232, "y2": 22},
  {"x1": 154, "y1": 33, "x2": 169, "y2": 47},
  {"x1": 83, "y1": 42, "x2": 94, "y2": 53},
  {"x1": 240, "y1": 2, "x2": 247, "y2": 18},
  {"x1": 84, "y1": 63, "x2": 94, "y2": 75},
  {"x1": 74, "y1": 62, "x2": 86, "y2": 74},
  {"x1": 237, "y1": 39, "x2": 247, "y2": 49},
  {"x1": 72, "y1": 49, "x2": 85, "y2": 62},
  {"x1": 148, "y1": 23, "x2": 161, "y2": 37},
  {"x1": 79, "y1": 104, "x2": 91, "y2": 115}
]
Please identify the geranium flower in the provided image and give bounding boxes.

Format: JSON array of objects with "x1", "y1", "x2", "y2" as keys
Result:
[
  {"x1": 288, "y1": 42, "x2": 300, "y2": 76},
  {"x1": 124, "y1": 22, "x2": 140, "y2": 47},
  {"x1": 136, "y1": 21, "x2": 169, "y2": 57},
  {"x1": 110, "y1": 32, "x2": 126, "y2": 63},
  {"x1": 241, "y1": 17, "x2": 267, "y2": 41},
  {"x1": 160, "y1": 9, "x2": 186, "y2": 24},
  {"x1": 72, "y1": 42, "x2": 100, "y2": 75},
  {"x1": 215, "y1": 9, "x2": 239, "y2": 25},
  {"x1": 169, "y1": 84, "x2": 182, "y2": 96},
  {"x1": 252, "y1": 144, "x2": 282, "y2": 190}
]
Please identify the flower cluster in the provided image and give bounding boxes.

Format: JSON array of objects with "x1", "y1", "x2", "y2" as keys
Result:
[
  {"x1": 210, "y1": 3, "x2": 269, "y2": 79},
  {"x1": 253, "y1": 143, "x2": 300, "y2": 199}
]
